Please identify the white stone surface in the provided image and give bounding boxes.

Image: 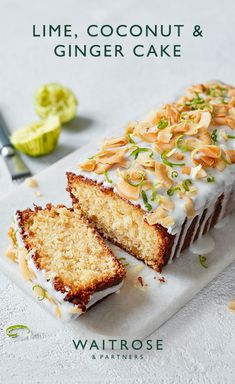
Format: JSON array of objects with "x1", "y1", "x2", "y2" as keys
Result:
[{"x1": 0, "y1": 0, "x2": 235, "y2": 383}]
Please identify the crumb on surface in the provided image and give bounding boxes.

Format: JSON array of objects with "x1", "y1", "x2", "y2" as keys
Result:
[
  {"x1": 25, "y1": 177, "x2": 38, "y2": 188},
  {"x1": 228, "y1": 300, "x2": 235, "y2": 312}
]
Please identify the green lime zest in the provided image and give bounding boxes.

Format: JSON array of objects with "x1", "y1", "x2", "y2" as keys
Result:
[
  {"x1": 5, "y1": 324, "x2": 31, "y2": 338},
  {"x1": 182, "y1": 179, "x2": 192, "y2": 192},
  {"x1": 104, "y1": 171, "x2": 113, "y2": 184},
  {"x1": 167, "y1": 185, "x2": 181, "y2": 196},
  {"x1": 157, "y1": 117, "x2": 168, "y2": 130},
  {"x1": 171, "y1": 171, "x2": 178, "y2": 178},
  {"x1": 211, "y1": 129, "x2": 218, "y2": 145},
  {"x1": 207, "y1": 175, "x2": 215, "y2": 183},
  {"x1": 130, "y1": 147, "x2": 153, "y2": 160},
  {"x1": 32, "y1": 284, "x2": 46, "y2": 301},
  {"x1": 221, "y1": 155, "x2": 231, "y2": 165},
  {"x1": 141, "y1": 190, "x2": 152, "y2": 212},
  {"x1": 199, "y1": 255, "x2": 208, "y2": 269},
  {"x1": 127, "y1": 133, "x2": 136, "y2": 144},
  {"x1": 175, "y1": 135, "x2": 194, "y2": 152},
  {"x1": 161, "y1": 151, "x2": 185, "y2": 168},
  {"x1": 151, "y1": 183, "x2": 159, "y2": 201},
  {"x1": 35, "y1": 83, "x2": 78, "y2": 123}
]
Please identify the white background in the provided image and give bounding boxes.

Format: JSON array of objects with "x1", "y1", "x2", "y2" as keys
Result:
[{"x1": 0, "y1": 0, "x2": 235, "y2": 383}]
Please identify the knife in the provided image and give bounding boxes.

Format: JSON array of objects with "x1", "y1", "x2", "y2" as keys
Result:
[{"x1": 0, "y1": 111, "x2": 32, "y2": 182}]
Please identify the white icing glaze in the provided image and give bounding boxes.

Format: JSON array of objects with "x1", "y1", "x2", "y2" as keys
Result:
[
  {"x1": 189, "y1": 234, "x2": 215, "y2": 255},
  {"x1": 14, "y1": 216, "x2": 123, "y2": 321}
]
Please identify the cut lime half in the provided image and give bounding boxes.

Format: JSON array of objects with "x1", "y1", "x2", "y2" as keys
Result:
[
  {"x1": 35, "y1": 83, "x2": 78, "y2": 123},
  {"x1": 11, "y1": 115, "x2": 61, "y2": 157}
]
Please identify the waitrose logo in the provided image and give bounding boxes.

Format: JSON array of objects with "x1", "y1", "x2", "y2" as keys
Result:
[{"x1": 72, "y1": 339, "x2": 163, "y2": 351}]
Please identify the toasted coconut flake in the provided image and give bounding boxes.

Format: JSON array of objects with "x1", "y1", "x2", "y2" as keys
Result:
[
  {"x1": 137, "y1": 153, "x2": 155, "y2": 169},
  {"x1": 191, "y1": 164, "x2": 207, "y2": 179},
  {"x1": 55, "y1": 305, "x2": 62, "y2": 318},
  {"x1": 162, "y1": 104, "x2": 180, "y2": 125},
  {"x1": 181, "y1": 166, "x2": 191, "y2": 175},
  {"x1": 158, "y1": 216, "x2": 175, "y2": 228},
  {"x1": 196, "y1": 111, "x2": 212, "y2": 130},
  {"x1": 18, "y1": 248, "x2": 36, "y2": 282},
  {"x1": 115, "y1": 178, "x2": 140, "y2": 200},
  {"x1": 219, "y1": 129, "x2": 228, "y2": 142},
  {"x1": 95, "y1": 148, "x2": 127, "y2": 165},
  {"x1": 191, "y1": 145, "x2": 221, "y2": 168},
  {"x1": 142, "y1": 180, "x2": 153, "y2": 191},
  {"x1": 225, "y1": 149, "x2": 235, "y2": 163},
  {"x1": 102, "y1": 136, "x2": 128, "y2": 149},
  {"x1": 216, "y1": 159, "x2": 226, "y2": 171},
  {"x1": 154, "y1": 140, "x2": 175, "y2": 153},
  {"x1": 158, "y1": 195, "x2": 175, "y2": 212},
  {"x1": 155, "y1": 162, "x2": 172, "y2": 189},
  {"x1": 198, "y1": 131, "x2": 212, "y2": 145},
  {"x1": 125, "y1": 121, "x2": 138, "y2": 134},
  {"x1": 183, "y1": 196, "x2": 196, "y2": 218},
  {"x1": 5, "y1": 246, "x2": 17, "y2": 262},
  {"x1": 157, "y1": 131, "x2": 173, "y2": 143},
  {"x1": 80, "y1": 159, "x2": 96, "y2": 172},
  {"x1": 94, "y1": 163, "x2": 111, "y2": 174},
  {"x1": 226, "y1": 116, "x2": 235, "y2": 130},
  {"x1": 134, "y1": 121, "x2": 159, "y2": 142},
  {"x1": 145, "y1": 207, "x2": 166, "y2": 225}
]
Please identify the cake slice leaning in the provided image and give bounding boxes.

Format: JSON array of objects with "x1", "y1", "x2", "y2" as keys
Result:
[{"x1": 7, "y1": 204, "x2": 126, "y2": 320}]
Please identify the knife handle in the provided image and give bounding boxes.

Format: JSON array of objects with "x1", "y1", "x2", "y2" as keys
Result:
[{"x1": 0, "y1": 111, "x2": 14, "y2": 154}]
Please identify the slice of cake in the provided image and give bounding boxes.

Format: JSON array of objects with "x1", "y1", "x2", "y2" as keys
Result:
[
  {"x1": 67, "y1": 81, "x2": 235, "y2": 272},
  {"x1": 7, "y1": 204, "x2": 126, "y2": 319}
]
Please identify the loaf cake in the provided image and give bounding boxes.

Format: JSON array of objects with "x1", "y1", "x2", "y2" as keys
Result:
[
  {"x1": 67, "y1": 81, "x2": 235, "y2": 272},
  {"x1": 7, "y1": 204, "x2": 126, "y2": 319}
]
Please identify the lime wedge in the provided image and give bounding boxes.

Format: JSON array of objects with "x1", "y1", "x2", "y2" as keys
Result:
[
  {"x1": 35, "y1": 83, "x2": 78, "y2": 123},
  {"x1": 11, "y1": 116, "x2": 61, "y2": 157}
]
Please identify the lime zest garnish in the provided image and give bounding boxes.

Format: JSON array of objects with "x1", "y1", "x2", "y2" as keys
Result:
[
  {"x1": 182, "y1": 179, "x2": 192, "y2": 192},
  {"x1": 161, "y1": 151, "x2": 185, "y2": 168},
  {"x1": 207, "y1": 175, "x2": 215, "y2": 183},
  {"x1": 141, "y1": 190, "x2": 152, "y2": 212},
  {"x1": 130, "y1": 147, "x2": 153, "y2": 160},
  {"x1": 198, "y1": 255, "x2": 208, "y2": 269},
  {"x1": 175, "y1": 135, "x2": 194, "y2": 152},
  {"x1": 157, "y1": 117, "x2": 168, "y2": 130},
  {"x1": 211, "y1": 129, "x2": 218, "y2": 145},
  {"x1": 171, "y1": 171, "x2": 178, "y2": 178},
  {"x1": 127, "y1": 133, "x2": 136, "y2": 144},
  {"x1": 151, "y1": 182, "x2": 158, "y2": 201},
  {"x1": 125, "y1": 174, "x2": 144, "y2": 187},
  {"x1": 221, "y1": 155, "x2": 231, "y2": 165},
  {"x1": 5, "y1": 324, "x2": 31, "y2": 338},
  {"x1": 104, "y1": 171, "x2": 113, "y2": 184},
  {"x1": 32, "y1": 284, "x2": 46, "y2": 301}
]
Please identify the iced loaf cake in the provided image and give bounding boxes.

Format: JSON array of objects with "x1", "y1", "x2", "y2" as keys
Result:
[{"x1": 67, "y1": 82, "x2": 235, "y2": 272}]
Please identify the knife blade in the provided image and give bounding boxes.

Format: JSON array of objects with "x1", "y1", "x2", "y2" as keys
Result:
[{"x1": 0, "y1": 111, "x2": 32, "y2": 182}]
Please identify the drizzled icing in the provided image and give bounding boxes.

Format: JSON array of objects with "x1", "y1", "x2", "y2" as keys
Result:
[{"x1": 69, "y1": 82, "x2": 235, "y2": 240}]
